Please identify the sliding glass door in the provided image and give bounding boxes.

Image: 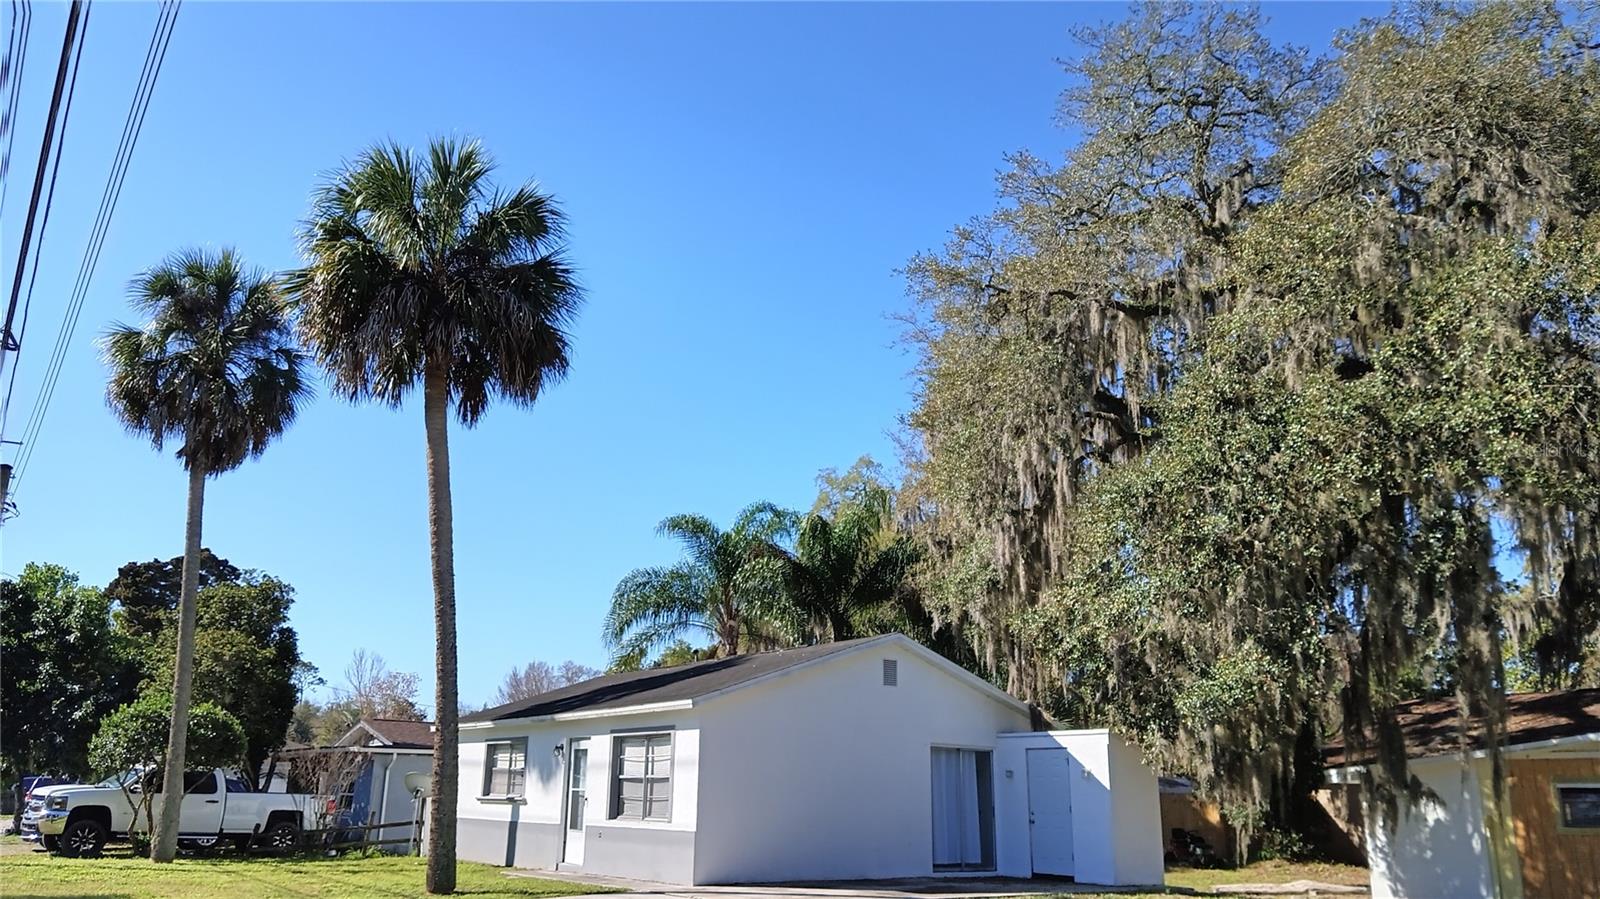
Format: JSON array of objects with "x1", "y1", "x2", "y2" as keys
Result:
[{"x1": 930, "y1": 747, "x2": 995, "y2": 871}]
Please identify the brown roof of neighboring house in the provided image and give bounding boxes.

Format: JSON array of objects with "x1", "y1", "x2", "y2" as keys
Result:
[
  {"x1": 361, "y1": 718, "x2": 435, "y2": 750},
  {"x1": 1323, "y1": 688, "x2": 1600, "y2": 768},
  {"x1": 461, "y1": 637, "x2": 884, "y2": 724}
]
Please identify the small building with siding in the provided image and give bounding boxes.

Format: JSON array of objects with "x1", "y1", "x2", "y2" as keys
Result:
[
  {"x1": 1324, "y1": 689, "x2": 1600, "y2": 899},
  {"x1": 279, "y1": 717, "x2": 434, "y2": 851},
  {"x1": 454, "y1": 633, "x2": 1163, "y2": 887}
]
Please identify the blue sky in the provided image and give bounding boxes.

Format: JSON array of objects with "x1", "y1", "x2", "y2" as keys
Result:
[{"x1": 0, "y1": 2, "x2": 1381, "y2": 710}]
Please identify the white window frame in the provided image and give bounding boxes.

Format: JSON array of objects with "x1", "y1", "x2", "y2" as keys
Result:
[
  {"x1": 609, "y1": 732, "x2": 673, "y2": 822},
  {"x1": 481, "y1": 738, "x2": 528, "y2": 799}
]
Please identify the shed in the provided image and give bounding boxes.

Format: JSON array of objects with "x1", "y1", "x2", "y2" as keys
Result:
[
  {"x1": 454, "y1": 633, "x2": 1163, "y2": 886},
  {"x1": 279, "y1": 717, "x2": 434, "y2": 851},
  {"x1": 1324, "y1": 688, "x2": 1600, "y2": 899}
]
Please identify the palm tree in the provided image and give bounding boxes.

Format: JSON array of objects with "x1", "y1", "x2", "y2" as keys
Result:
[
  {"x1": 605, "y1": 503, "x2": 796, "y2": 664},
  {"x1": 287, "y1": 138, "x2": 581, "y2": 894},
  {"x1": 102, "y1": 248, "x2": 307, "y2": 862},
  {"x1": 784, "y1": 484, "x2": 920, "y2": 642}
]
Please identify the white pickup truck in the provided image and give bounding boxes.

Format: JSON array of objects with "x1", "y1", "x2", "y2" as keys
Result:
[{"x1": 33, "y1": 769, "x2": 317, "y2": 856}]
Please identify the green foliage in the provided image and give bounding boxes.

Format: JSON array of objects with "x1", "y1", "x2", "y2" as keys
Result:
[
  {"x1": 142, "y1": 576, "x2": 307, "y2": 789},
  {"x1": 104, "y1": 550, "x2": 241, "y2": 638},
  {"x1": 101, "y1": 248, "x2": 308, "y2": 475},
  {"x1": 604, "y1": 503, "x2": 795, "y2": 662},
  {"x1": 0, "y1": 564, "x2": 139, "y2": 780},
  {"x1": 785, "y1": 482, "x2": 922, "y2": 643},
  {"x1": 899, "y1": 0, "x2": 1600, "y2": 844},
  {"x1": 89, "y1": 694, "x2": 246, "y2": 779},
  {"x1": 288, "y1": 137, "x2": 583, "y2": 425}
]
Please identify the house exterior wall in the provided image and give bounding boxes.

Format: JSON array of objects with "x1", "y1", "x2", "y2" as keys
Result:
[
  {"x1": 1507, "y1": 754, "x2": 1600, "y2": 899},
  {"x1": 1365, "y1": 755, "x2": 1499, "y2": 899},
  {"x1": 994, "y1": 731, "x2": 1162, "y2": 887},
  {"x1": 364, "y1": 752, "x2": 432, "y2": 851},
  {"x1": 691, "y1": 646, "x2": 1030, "y2": 884},
  {"x1": 456, "y1": 708, "x2": 701, "y2": 883}
]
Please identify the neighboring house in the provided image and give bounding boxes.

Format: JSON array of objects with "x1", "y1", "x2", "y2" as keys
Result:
[
  {"x1": 1325, "y1": 689, "x2": 1600, "y2": 899},
  {"x1": 455, "y1": 633, "x2": 1163, "y2": 887},
  {"x1": 279, "y1": 717, "x2": 434, "y2": 851}
]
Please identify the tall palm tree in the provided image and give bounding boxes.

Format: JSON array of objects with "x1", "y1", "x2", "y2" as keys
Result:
[
  {"x1": 288, "y1": 138, "x2": 581, "y2": 894},
  {"x1": 102, "y1": 248, "x2": 307, "y2": 862},
  {"x1": 785, "y1": 485, "x2": 920, "y2": 642},
  {"x1": 605, "y1": 503, "x2": 795, "y2": 664}
]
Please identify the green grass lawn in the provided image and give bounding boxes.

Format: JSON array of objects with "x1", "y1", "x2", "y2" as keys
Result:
[
  {"x1": 1163, "y1": 860, "x2": 1369, "y2": 891},
  {"x1": 0, "y1": 844, "x2": 613, "y2": 899}
]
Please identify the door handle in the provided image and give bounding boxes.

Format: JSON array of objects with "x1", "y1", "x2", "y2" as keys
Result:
[{"x1": 204, "y1": 799, "x2": 220, "y2": 804}]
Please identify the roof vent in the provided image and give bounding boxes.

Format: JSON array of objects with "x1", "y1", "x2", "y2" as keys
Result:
[{"x1": 882, "y1": 658, "x2": 898, "y2": 687}]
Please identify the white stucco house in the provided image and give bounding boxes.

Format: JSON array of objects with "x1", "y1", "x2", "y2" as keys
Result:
[
  {"x1": 455, "y1": 633, "x2": 1163, "y2": 887},
  {"x1": 1325, "y1": 689, "x2": 1600, "y2": 899}
]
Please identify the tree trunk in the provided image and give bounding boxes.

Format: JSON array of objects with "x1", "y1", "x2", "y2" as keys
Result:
[
  {"x1": 423, "y1": 365, "x2": 459, "y2": 894},
  {"x1": 152, "y1": 463, "x2": 206, "y2": 863}
]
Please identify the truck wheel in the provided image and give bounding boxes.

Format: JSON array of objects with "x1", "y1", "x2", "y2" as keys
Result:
[
  {"x1": 58, "y1": 819, "x2": 107, "y2": 857},
  {"x1": 261, "y1": 820, "x2": 300, "y2": 851}
]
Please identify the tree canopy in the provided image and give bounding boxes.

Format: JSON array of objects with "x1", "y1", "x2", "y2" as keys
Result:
[
  {"x1": 898, "y1": 0, "x2": 1600, "y2": 847},
  {"x1": 0, "y1": 564, "x2": 139, "y2": 780}
]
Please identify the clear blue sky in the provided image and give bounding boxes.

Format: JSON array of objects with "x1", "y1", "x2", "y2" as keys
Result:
[{"x1": 0, "y1": 2, "x2": 1381, "y2": 711}]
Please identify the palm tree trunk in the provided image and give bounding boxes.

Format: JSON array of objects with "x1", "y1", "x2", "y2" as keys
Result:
[
  {"x1": 152, "y1": 463, "x2": 206, "y2": 863},
  {"x1": 423, "y1": 364, "x2": 459, "y2": 895}
]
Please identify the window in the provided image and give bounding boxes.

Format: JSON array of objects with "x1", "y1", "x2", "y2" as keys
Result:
[
  {"x1": 930, "y1": 748, "x2": 995, "y2": 871},
  {"x1": 225, "y1": 776, "x2": 252, "y2": 793},
  {"x1": 883, "y1": 659, "x2": 898, "y2": 686},
  {"x1": 611, "y1": 733, "x2": 672, "y2": 821},
  {"x1": 483, "y1": 739, "x2": 527, "y2": 797},
  {"x1": 148, "y1": 771, "x2": 216, "y2": 794},
  {"x1": 1557, "y1": 785, "x2": 1600, "y2": 829}
]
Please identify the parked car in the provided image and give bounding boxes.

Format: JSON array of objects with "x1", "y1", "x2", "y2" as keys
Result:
[
  {"x1": 20, "y1": 773, "x2": 135, "y2": 847},
  {"x1": 33, "y1": 768, "x2": 316, "y2": 856}
]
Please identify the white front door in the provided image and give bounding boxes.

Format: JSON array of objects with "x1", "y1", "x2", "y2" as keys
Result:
[
  {"x1": 562, "y1": 739, "x2": 589, "y2": 865},
  {"x1": 1026, "y1": 748, "x2": 1075, "y2": 876}
]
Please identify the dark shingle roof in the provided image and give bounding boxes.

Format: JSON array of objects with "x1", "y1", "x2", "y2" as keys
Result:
[
  {"x1": 363, "y1": 718, "x2": 435, "y2": 749},
  {"x1": 1323, "y1": 688, "x2": 1600, "y2": 768},
  {"x1": 462, "y1": 637, "x2": 885, "y2": 724}
]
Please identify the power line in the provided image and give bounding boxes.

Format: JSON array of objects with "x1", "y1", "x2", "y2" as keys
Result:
[
  {"x1": 10, "y1": 0, "x2": 180, "y2": 491},
  {"x1": 0, "y1": 0, "x2": 32, "y2": 220},
  {"x1": 0, "y1": 0, "x2": 89, "y2": 442},
  {"x1": 0, "y1": 0, "x2": 80, "y2": 376}
]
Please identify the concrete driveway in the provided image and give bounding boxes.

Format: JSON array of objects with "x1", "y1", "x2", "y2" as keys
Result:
[{"x1": 505, "y1": 869, "x2": 1153, "y2": 898}]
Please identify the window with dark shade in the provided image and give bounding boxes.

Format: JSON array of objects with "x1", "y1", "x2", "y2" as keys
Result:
[
  {"x1": 483, "y1": 738, "x2": 527, "y2": 797},
  {"x1": 1558, "y1": 785, "x2": 1600, "y2": 829}
]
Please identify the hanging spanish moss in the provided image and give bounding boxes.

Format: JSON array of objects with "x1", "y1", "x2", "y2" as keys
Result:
[{"x1": 901, "y1": 1, "x2": 1599, "y2": 856}]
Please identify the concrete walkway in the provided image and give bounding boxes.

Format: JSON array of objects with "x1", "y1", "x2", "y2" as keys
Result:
[{"x1": 504, "y1": 869, "x2": 1155, "y2": 898}]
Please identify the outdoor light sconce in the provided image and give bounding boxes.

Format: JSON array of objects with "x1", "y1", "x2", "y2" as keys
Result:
[{"x1": 553, "y1": 743, "x2": 565, "y2": 762}]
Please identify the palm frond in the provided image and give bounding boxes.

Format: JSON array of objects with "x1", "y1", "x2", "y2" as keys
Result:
[
  {"x1": 288, "y1": 135, "x2": 584, "y2": 426},
  {"x1": 101, "y1": 248, "x2": 306, "y2": 473}
]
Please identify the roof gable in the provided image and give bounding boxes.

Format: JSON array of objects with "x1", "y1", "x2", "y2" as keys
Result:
[
  {"x1": 338, "y1": 718, "x2": 435, "y2": 750},
  {"x1": 461, "y1": 634, "x2": 1028, "y2": 725}
]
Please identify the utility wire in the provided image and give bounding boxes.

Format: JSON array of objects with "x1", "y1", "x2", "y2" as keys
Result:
[
  {"x1": 0, "y1": 0, "x2": 79, "y2": 377},
  {"x1": 11, "y1": 0, "x2": 179, "y2": 490},
  {"x1": 1, "y1": 0, "x2": 32, "y2": 220},
  {"x1": 0, "y1": 0, "x2": 88, "y2": 442}
]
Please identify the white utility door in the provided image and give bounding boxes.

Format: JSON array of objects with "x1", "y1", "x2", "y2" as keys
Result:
[
  {"x1": 1026, "y1": 748, "x2": 1075, "y2": 876},
  {"x1": 562, "y1": 739, "x2": 590, "y2": 865}
]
